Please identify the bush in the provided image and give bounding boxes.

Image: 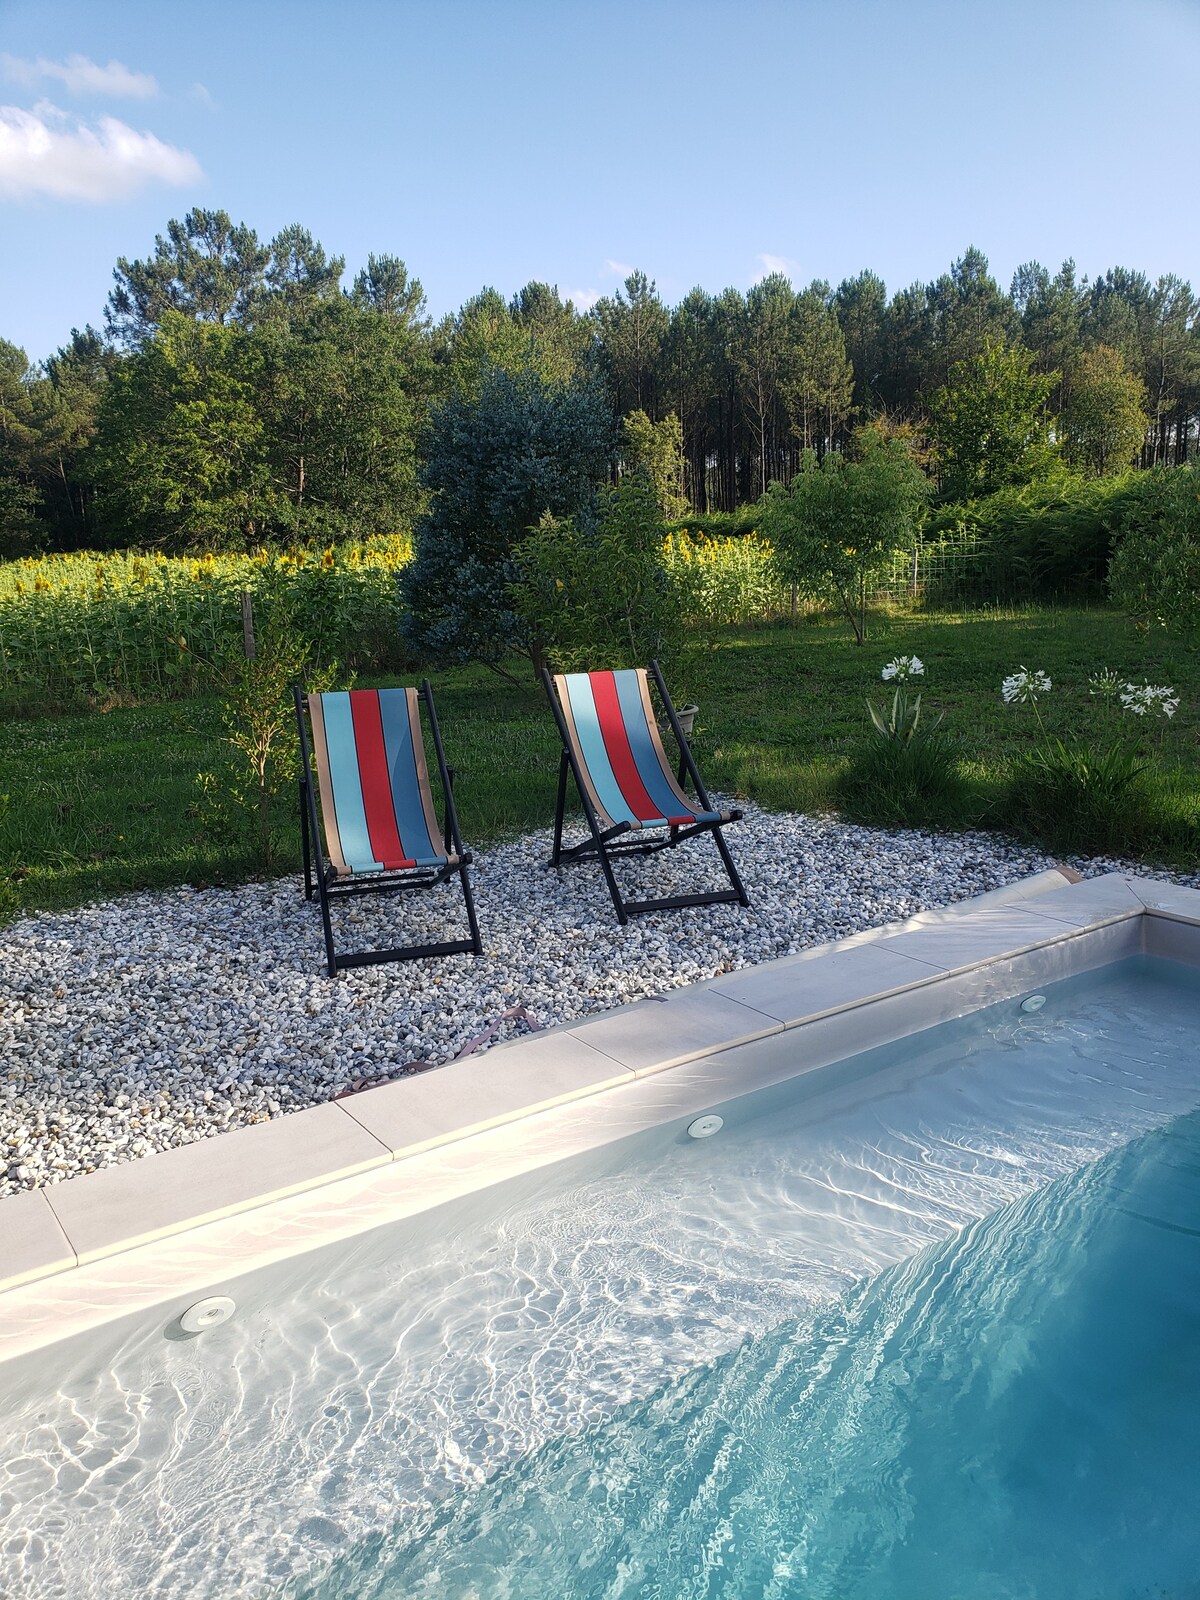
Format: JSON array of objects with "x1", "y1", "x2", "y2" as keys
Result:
[
  {"x1": 1001, "y1": 738, "x2": 1161, "y2": 856},
  {"x1": 401, "y1": 364, "x2": 612, "y2": 668},
  {"x1": 836, "y1": 734, "x2": 970, "y2": 829},
  {"x1": 1107, "y1": 465, "x2": 1200, "y2": 633},
  {"x1": 921, "y1": 471, "x2": 1146, "y2": 601},
  {"x1": 760, "y1": 437, "x2": 928, "y2": 644},
  {"x1": 511, "y1": 471, "x2": 685, "y2": 671}
]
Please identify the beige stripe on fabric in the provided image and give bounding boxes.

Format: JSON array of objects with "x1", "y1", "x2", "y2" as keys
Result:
[
  {"x1": 636, "y1": 670, "x2": 700, "y2": 816},
  {"x1": 554, "y1": 673, "x2": 624, "y2": 830},
  {"x1": 307, "y1": 694, "x2": 350, "y2": 877},
  {"x1": 406, "y1": 688, "x2": 445, "y2": 853}
]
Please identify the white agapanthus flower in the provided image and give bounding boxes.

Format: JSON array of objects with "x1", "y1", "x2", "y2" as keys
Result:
[
  {"x1": 1120, "y1": 682, "x2": 1179, "y2": 719},
  {"x1": 1001, "y1": 667, "x2": 1052, "y2": 704},
  {"x1": 881, "y1": 655, "x2": 925, "y2": 682},
  {"x1": 1087, "y1": 669, "x2": 1124, "y2": 699}
]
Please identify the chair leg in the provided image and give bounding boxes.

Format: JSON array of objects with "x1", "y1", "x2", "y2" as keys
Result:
[
  {"x1": 551, "y1": 751, "x2": 569, "y2": 867},
  {"x1": 316, "y1": 870, "x2": 338, "y2": 978},
  {"x1": 713, "y1": 825, "x2": 750, "y2": 907},
  {"x1": 459, "y1": 861, "x2": 484, "y2": 956},
  {"x1": 594, "y1": 836, "x2": 629, "y2": 925},
  {"x1": 300, "y1": 778, "x2": 313, "y2": 901}
]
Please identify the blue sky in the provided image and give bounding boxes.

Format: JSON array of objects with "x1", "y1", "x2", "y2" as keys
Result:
[{"x1": 2, "y1": 0, "x2": 1198, "y2": 361}]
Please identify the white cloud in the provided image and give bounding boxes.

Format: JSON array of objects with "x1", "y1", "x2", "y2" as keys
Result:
[
  {"x1": 564, "y1": 288, "x2": 600, "y2": 311},
  {"x1": 753, "y1": 252, "x2": 797, "y2": 282},
  {"x1": 1, "y1": 52, "x2": 158, "y2": 98},
  {"x1": 0, "y1": 103, "x2": 203, "y2": 201},
  {"x1": 603, "y1": 258, "x2": 634, "y2": 278}
]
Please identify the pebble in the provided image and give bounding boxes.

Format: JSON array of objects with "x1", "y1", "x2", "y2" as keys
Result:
[{"x1": 0, "y1": 807, "x2": 1193, "y2": 1198}]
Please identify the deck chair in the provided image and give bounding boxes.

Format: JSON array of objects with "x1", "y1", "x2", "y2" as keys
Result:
[
  {"x1": 294, "y1": 683, "x2": 483, "y2": 977},
  {"x1": 542, "y1": 661, "x2": 749, "y2": 924}
]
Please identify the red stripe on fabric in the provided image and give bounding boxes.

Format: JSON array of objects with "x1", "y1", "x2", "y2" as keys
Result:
[
  {"x1": 590, "y1": 671, "x2": 669, "y2": 825},
  {"x1": 349, "y1": 690, "x2": 416, "y2": 869}
]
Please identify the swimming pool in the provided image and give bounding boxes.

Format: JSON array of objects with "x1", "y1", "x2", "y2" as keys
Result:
[{"x1": 2, "y1": 938, "x2": 1199, "y2": 1598}]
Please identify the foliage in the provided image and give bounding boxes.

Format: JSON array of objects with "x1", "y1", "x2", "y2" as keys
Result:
[
  {"x1": 1002, "y1": 738, "x2": 1159, "y2": 856},
  {"x1": 835, "y1": 733, "x2": 969, "y2": 830},
  {"x1": 1107, "y1": 465, "x2": 1200, "y2": 632},
  {"x1": 594, "y1": 270, "x2": 670, "y2": 416},
  {"x1": 867, "y1": 686, "x2": 942, "y2": 744},
  {"x1": 104, "y1": 208, "x2": 345, "y2": 347},
  {"x1": 622, "y1": 409, "x2": 688, "y2": 519},
  {"x1": 511, "y1": 471, "x2": 685, "y2": 671},
  {"x1": 436, "y1": 284, "x2": 591, "y2": 398},
  {"x1": 759, "y1": 435, "x2": 929, "y2": 643},
  {"x1": 194, "y1": 587, "x2": 335, "y2": 871},
  {"x1": 7, "y1": 219, "x2": 1200, "y2": 561},
  {"x1": 921, "y1": 470, "x2": 1147, "y2": 600},
  {"x1": 90, "y1": 312, "x2": 271, "y2": 549},
  {"x1": 401, "y1": 364, "x2": 612, "y2": 668},
  {"x1": 5, "y1": 606, "x2": 1200, "y2": 924},
  {"x1": 0, "y1": 472, "x2": 43, "y2": 559},
  {"x1": 1062, "y1": 345, "x2": 1148, "y2": 476},
  {"x1": 662, "y1": 531, "x2": 786, "y2": 625},
  {"x1": 665, "y1": 508, "x2": 761, "y2": 538},
  {"x1": 928, "y1": 339, "x2": 1059, "y2": 498},
  {"x1": 783, "y1": 285, "x2": 854, "y2": 452},
  {"x1": 0, "y1": 535, "x2": 411, "y2": 711},
  {"x1": 90, "y1": 300, "x2": 429, "y2": 551},
  {"x1": 251, "y1": 295, "x2": 430, "y2": 541}
]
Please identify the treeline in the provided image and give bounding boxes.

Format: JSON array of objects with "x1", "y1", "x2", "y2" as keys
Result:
[{"x1": 1, "y1": 209, "x2": 1197, "y2": 557}]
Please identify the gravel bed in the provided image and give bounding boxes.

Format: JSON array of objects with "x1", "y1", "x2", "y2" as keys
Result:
[{"x1": 2, "y1": 807, "x2": 1194, "y2": 1198}]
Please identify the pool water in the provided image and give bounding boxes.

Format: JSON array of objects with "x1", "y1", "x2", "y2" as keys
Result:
[
  {"x1": 2, "y1": 957, "x2": 1200, "y2": 1598},
  {"x1": 293, "y1": 1097, "x2": 1200, "y2": 1599}
]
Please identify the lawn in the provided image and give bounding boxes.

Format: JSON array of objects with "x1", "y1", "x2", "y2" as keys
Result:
[{"x1": 1, "y1": 603, "x2": 1197, "y2": 924}]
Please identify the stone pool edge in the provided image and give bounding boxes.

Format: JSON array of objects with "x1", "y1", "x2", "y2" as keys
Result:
[{"x1": 1, "y1": 871, "x2": 1197, "y2": 1362}]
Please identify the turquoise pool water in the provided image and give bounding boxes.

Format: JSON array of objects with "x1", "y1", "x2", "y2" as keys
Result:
[
  {"x1": 296, "y1": 1101, "x2": 1200, "y2": 1599},
  {"x1": 4, "y1": 956, "x2": 1200, "y2": 1598}
]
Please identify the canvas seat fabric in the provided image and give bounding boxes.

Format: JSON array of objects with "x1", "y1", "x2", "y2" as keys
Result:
[
  {"x1": 306, "y1": 688, "x2": 452, "y2": 876},
  {"x1": 554, "y1": 668, "x2": 728, "y2": 831}
]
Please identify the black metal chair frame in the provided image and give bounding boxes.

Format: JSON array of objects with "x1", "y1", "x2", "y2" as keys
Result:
[
  {"x1": 542, "y1": 659, "x2": 750, "y2": 926},
  {"x1": 294, "y1": 681, "x2": 483, "y2": 978}
]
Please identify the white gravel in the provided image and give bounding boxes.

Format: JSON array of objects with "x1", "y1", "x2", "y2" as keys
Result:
[{"x1": 1, "y1": 806, "x2": 1194, "y2": 1198}]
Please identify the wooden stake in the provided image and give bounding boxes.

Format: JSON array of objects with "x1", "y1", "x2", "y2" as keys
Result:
[{"x1": 240, "y1": 591, "x2": 256, "y2": 659}]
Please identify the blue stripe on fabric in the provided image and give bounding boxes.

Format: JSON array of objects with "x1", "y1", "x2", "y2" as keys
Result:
[
  {"x1": 320, "y1": 692, "x2": 384, "y2": 872},
  {"x1": 611, "y1": 671, "x2": 712, "y2": 823},
  {"x1": 562, "y1": 672, "x2": 661, "y2": 828},
  {"x1": 378, "y1": 689, "x2": 443, "y2": 865}
]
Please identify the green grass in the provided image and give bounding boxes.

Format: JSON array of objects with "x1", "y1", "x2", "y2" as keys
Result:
[{"x1": 2, "y1": 603, "x2": 1198, "y2": 925}]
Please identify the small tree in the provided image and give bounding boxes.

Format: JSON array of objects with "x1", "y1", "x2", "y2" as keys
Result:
[
  {"x1": 760, "y1": 435, "x2": 928, "y2": 644},
  {"x1": 511, "y1": 469, "x2": 685, "y2": 671},
  {"x1": 929, "y1": 339, "x2": 1058, "y2": 498},
  {"x1": 622, "y1": 409, "x2": 688, "y2": 520},
  {"x1": 1062, "y1": 345, "x2": 1148, "y2": 476},
  {"x1": 194, "y1": 583, "x2": 334, "y2": 871}
]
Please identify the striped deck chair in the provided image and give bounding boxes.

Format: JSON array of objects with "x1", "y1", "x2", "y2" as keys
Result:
[
  {"x1": 542, "y1": 661, "x2": 749, "y2": 925},
  {"x1": 294, "y1": 683, "x2": 482, "y2": 977}
]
